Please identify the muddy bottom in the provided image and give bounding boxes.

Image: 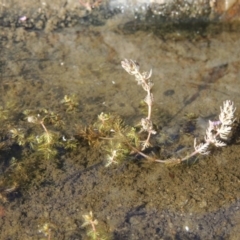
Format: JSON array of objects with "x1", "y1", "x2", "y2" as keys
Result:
[{"x1": 0, "y1": 11, "x2": 240, "y2": 240}]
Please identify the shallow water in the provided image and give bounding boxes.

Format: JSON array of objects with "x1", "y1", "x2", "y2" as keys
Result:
[{"x1": 0, "y1": 11, "x2": 240, "y2": 240}]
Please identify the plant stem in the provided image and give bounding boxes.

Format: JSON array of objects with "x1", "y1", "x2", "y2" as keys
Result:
[{"x1": 40, "y1": 120, "x2": 50, "y2": 144}]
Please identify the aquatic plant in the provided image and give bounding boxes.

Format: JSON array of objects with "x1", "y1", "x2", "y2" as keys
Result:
[
  {"x1": 121, "y1": 59, "x2": 237, "y2": 165},
  {"x1": 23, "y1": 109, "x2": 61, "y2": 159},
  {"x1": 60, "y1": 94, "x2": 79, "y2": 112},
  {"x1": 121, "y1": 59, "x2": 156, "y2": 150},
  {"x1": 10, "y1": 108, "x2": 77, "y2": 159},
  {"x1": 78, "y1": 60, "x2": 158, "y2": 166},
  {"x1": 77, "y1": 112, "x2": 140, "y2": 166},
  {"x1": 176, "y1": 100, "x2": 236, "y2": 163},
  {"x1": 0, "y1": 101, "x2": 80, "y2": 202},
  {"x1": 79, "y1": 59, "x2": 237, "y2": 167},
  {"x1": 38, "y1": 221, "x2": 57, "y2": 240},
  {"x1": 0, "y1": 59, "x2": 236, "y2": 205},
  {"x1": 82, "y1": 211, "x2": 107, "y2": 240}
]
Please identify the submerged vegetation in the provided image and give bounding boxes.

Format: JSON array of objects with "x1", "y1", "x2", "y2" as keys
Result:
[
  {"x1": 0, "y1": 96, "x2": 80, "y2": 203},
  {"x1": 82, "y1": 211, "x2": 109, "y2": 240},
  {"x1": 0, "y1": 60, "x2": 238, "y2": 205},
  {"x1": 77, "y1": 112, "x2": 141, "y2": 167},
  {"x1": 0, "y1": 58, "x2": 238, "y2": 239},
  {"x1": 79, "y1": 59, "x2": 238, "y2": 167}
]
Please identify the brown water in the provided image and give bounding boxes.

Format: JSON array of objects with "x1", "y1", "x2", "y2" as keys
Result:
[{"x1": 0, "y1": 9, "x2": 240, "y2": 240}]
